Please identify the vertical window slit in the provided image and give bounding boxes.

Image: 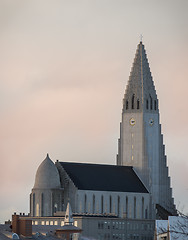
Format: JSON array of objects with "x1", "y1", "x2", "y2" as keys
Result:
[
  {"x1": 154, "y1": 100, "x2": 157, "y2": 110},
  {"x1": 132, "y1": 94, "x2": 135, "y2": 109},
  {"x1": 126, "y1": 100, "x2": 129, "y2": 110},
  {"x1": 137, "y1": 99, "x2": 140, "y2": 109},
  {"x1": 146, "y1": 99, "x2": 148, "y2": 109}
]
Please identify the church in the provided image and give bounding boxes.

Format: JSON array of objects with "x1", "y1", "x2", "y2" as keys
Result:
[{"x1": 30, "y1": 41, "x2": 177, "y2": 231}]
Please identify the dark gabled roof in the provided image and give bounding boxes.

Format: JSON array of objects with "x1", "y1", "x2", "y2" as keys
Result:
[{"x1": 58, "y1": 162, "x2": 148, "y2": 193}]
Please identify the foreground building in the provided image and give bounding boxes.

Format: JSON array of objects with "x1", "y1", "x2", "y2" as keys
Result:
[
  {"x1": 155, "y1": 216, "x2": 188, "y2": 240},
  {"x1": 29, "y1": 41, "x2": 177, "y2": 239}
]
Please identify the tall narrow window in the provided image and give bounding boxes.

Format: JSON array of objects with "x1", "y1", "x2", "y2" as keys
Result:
[
  {"x1": 150, "y1": 95, "x2": 153, "y2": 110},
  {"x1": 117, "y1": 196, "x2": 120, "y2": 216},
  {"x1": 126, "y1": 100, "x2": 129, "y2": 110},
  {"x1": 101, "y1": 195, "x2": 104, "y2": 214},
  {"x1": 145, "y1": 208, "x2": 148, "y2": 219},
  {"x1": 93, "y1": 195, "x2": 95, "y2": 214},
  {"x1": 132, "y1": 94, "x2": 135, "y2": 109},
  {"x1": 146, "y1": 99, "x2": 149, "y2": 109},
  {"x1": 154, "y1": 100, "x2": 157, "y2": 110},
  {"x1": 109, "y1": 196, "x2": 112, "y2": 213},
  {"x1": 41, "y1": 193, "x2": 44, "y2": 217},
  {"x1": 134, "y1": 197, "x2": 136, "y2": 219},
  {"x1": 126, "y1": 196, "x2": 128, "y2": 218},
  {"x1": 142, "y1": 197, "x2": 144, "y2": 219},
  {"x1": 137, "y1": 99, "x2": 140, "y2": 109},
  {"x1": 84, "y1": 194, "x2": 87, "y2": 213},
  {"x1": 54, "y1": 203, "x2": 58, "y2": 214},
  {"x1": 33, "y1": 193, "x2": 35, "y2": 217}
]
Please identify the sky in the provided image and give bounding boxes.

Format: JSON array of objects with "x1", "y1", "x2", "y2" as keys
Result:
[{"x1": 0, "y1": 0, "x2": 188, "y2": 223}]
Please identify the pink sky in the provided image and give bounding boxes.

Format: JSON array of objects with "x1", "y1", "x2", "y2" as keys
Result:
[{"x1": 0, "y1": 0, "x2": 188, "y2": 223}]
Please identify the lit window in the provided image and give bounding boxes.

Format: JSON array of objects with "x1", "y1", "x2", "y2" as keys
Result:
[
  {"x1": 50, "y1": 221, "x2": 53, "y2": 225},
  {"x1": 54, "y1": 221, "x2": 58, "y2": 225},
  {"x1": 61, "y1": 221, "x2": 64, "y2": 226},
  {"x1": 35, "y1": 221, "x2": 38, "y2": 225},
  {"x1": 46, "y1": 221, "x2": 49, "y2": 225},
  {"x1": 74, "y1": 221, "x2": 78, "y2": 227},
  {"x1": 41, "y1": 221, "x2": 45, "y2": 225}
]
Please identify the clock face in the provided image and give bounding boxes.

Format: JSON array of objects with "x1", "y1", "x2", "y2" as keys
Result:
[
  {"x1": 149, "y1": 119, "x2": 154, "y2": 126},
  {"x1": 130, "y1": 118, "x2": 136, "y2": 126}
]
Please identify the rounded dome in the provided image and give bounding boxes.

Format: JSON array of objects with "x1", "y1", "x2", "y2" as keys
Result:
[{"x1": 33, "y1": 154, "x2": 61, "y2": 189}]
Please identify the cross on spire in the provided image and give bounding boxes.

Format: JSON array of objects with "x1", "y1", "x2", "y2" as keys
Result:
[{"x1": 140, "y1": 34, "x2": 143, "y2": 42}]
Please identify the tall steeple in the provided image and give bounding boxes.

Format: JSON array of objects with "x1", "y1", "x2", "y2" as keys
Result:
[
  {"x1": 117, "y1": 41, "x2": 176, "y2": 218},
  {"x1": 122, "y1": 41, "x2": 158, "y2": 114}
]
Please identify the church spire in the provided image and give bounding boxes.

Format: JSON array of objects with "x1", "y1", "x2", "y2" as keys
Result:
[
  {"x1": 117, "y1": 41, "x2": 176, "y2": 218},
  {"x1": 64, "y1": 202, "x2": 74, "y2": 225},
  {"x1": 123, "y1": 42, "x2": 158, "y2": 113}
]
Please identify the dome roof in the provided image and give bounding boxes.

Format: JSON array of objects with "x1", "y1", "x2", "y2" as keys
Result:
[{"x1": 33, "y1": 154, "x2": 61, "y2": 189}]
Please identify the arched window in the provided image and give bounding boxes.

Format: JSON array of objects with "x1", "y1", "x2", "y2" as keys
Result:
[
  {"x1": 126, "y1": 196, "x2": 128, "y2": 218},
  {"x1": 137, "y1": 99, "x2": 140, "y2": 109},
  {"x1": 150, "y1": 95, "x2": 153, "y2": 110},
  {"x1": 142, "y1": 197, "x2": 144, "y2": 219},
  {"x1": 146, "y1": 99, "x2": 149, "y2": 109},
  {"x1": 117, "y1": 196, "x2": 120, "y2": 216},
  {"x1": 109, "y1": 196, "x2": 112, "y2": 213},
  {"x1": 101, "y1": 195, "x2": 104, "y2": 214},
  {"x1": 84, "y1": 194, "x2": 87, "y2": 213},
  {"x1": 126, "y1": 100, "x2": 129, "y2": 110},
  {"x1": 132, "y1": 94, "x2": 135, "y2": 109},
  {"x1": 154, "y1": 100, "x2": 157, "y2": 110},
  {"x1": 134, "y1": 197, "x2": 136, "y2": 219},
  {"x1": 93, "y1": 195, "x2": 95, "y2": 214}
]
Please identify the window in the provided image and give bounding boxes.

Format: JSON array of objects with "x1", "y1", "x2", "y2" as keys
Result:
[
  {"x1": 61, "y1": 221, "x2": 64, "y2": 226},
  {"x1": 33, "y1": 193, "x2": 35, "y2": 217},
  {"x1": 146, "y1": 99, "x2": 148, "y2": 109},
  {"x1": 150, "y1": 95, "x2": 153, "y2": 110},
  {"x1": 154, "y1": 100, "x2": 157, "y2": 110},
  {"x1": 126, "y1": 100, "x2": 129, "y2": 110},
  {"x1": 93, "y1": 195, "x2": 95, "y2": 213},
  {"x1": 101, "y1": 195, "x2": 104, "y2": 214},
  {"x1": 137, "y1": 99, "x2": 140, "y2": 109},
  {"x1": 142, "y1": 197, "x2": 144, "y2": 219},
  {"x1": 41, "y1": 193, "x2": 44, "y2": 216},
  {"x1": 54, "y1": 203, "x2": 57, "y2": 213},
  {"x1": 126, "y1": 197, "x2": 128, "y2": 217},
  {"x1": 84, "y1": 194, "x2": 87, "y2": 213},
  {"x1": 132, "y1": 94, "x2": 135, "y2": 109},
  {"x1": 145, "y1": 208, "x2": 148, "y2": 219},
  {"x1": 117, "y1": 196, "x2": 120, "y2": 216},
  {"x1": 134, "y1": 197, "x2": 136, "y2": 219},
  {"x1": 110, "y1": 196, "x2": 112, "y2": 213}
]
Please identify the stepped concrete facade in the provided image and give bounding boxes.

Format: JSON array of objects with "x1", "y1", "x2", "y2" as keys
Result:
[{"x1": 117, "y1": 41, "x2": 176, "y2": 218}]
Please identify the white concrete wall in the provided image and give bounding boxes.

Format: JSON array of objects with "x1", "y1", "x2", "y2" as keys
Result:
[{"x1": 77, "y1": 190, "x2": 150, "y2": 219}]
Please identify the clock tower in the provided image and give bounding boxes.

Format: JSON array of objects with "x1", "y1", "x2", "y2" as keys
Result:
[{"x1": 117, "y1": 41, "x2": 176, "y2": 218}]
